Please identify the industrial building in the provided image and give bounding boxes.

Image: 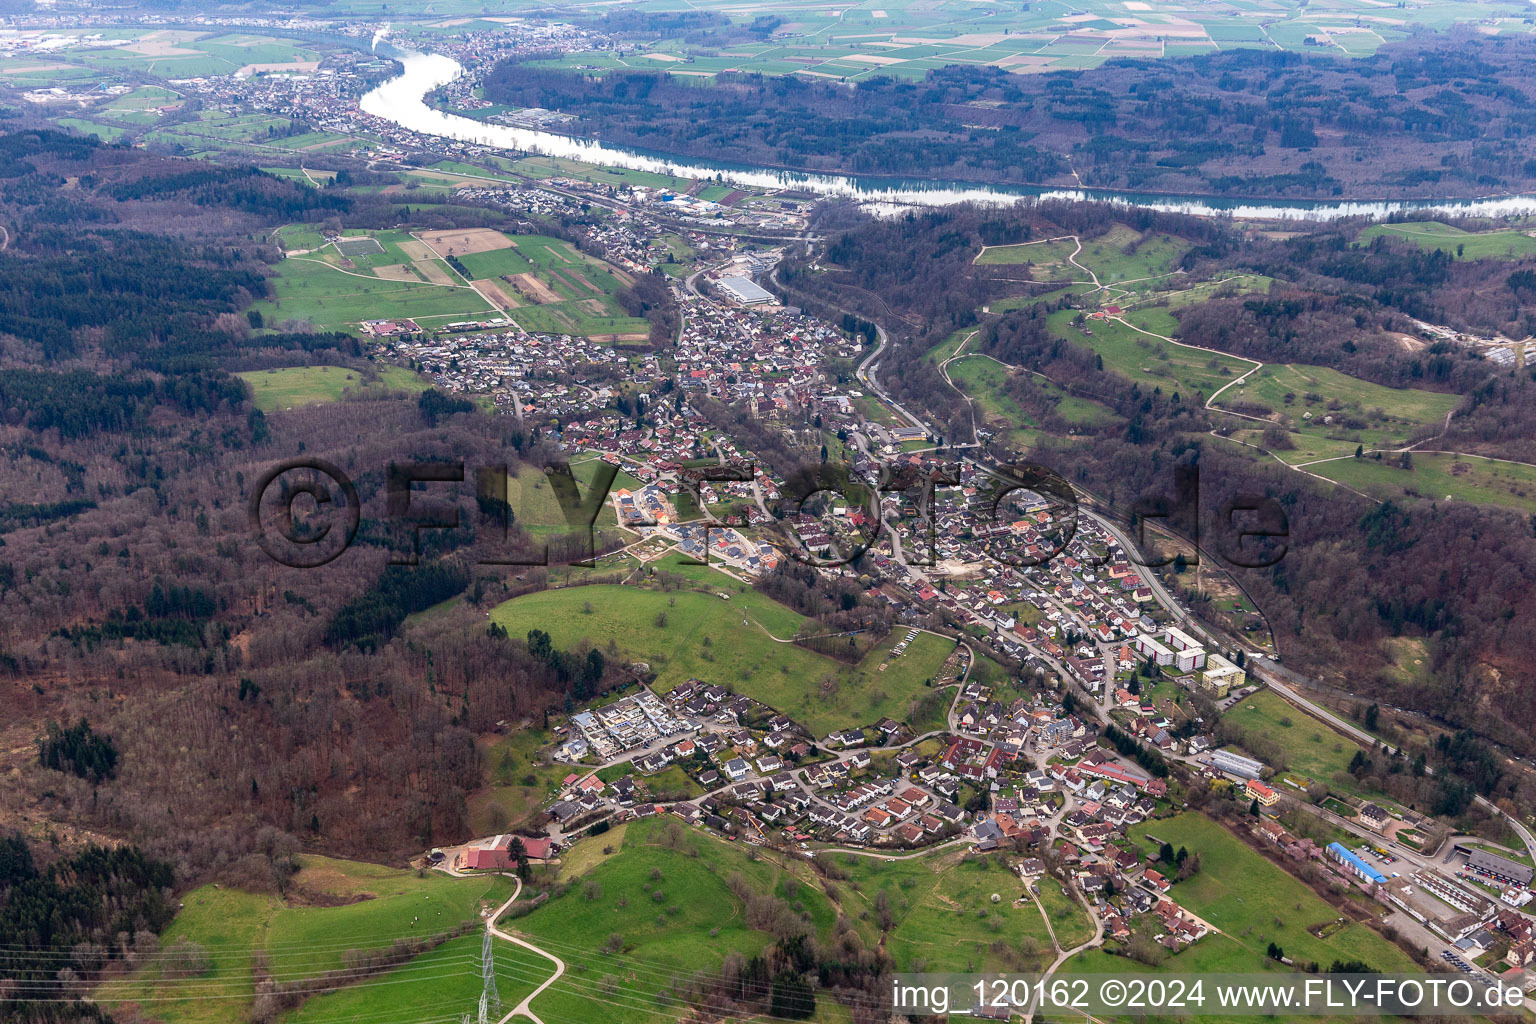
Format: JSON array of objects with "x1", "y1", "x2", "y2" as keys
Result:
[
  {"x1": 1464, "y1": 846, "x2": 1536, "y2": 887},
  {"x1": 1327, "y1": 842, "x2": 1387, "y2": 885},
  {"x1": 1210, "y1": 748, "x2": 1265, "y2": 781},
  {"x1": 716, "y1": 276, "x2": 774, "y2": 305}
]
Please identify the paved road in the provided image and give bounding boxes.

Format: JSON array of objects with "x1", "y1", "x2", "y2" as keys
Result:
[
  {"x1": 1024, "y1": 885, "x2": 1106, "y2": 1024},
  {"x1": 486, "y1": 877, "x2": 566, "y2": 1024},
  {"x1": 431, "y1": 864, "x2": 566, "y2": 1023},
  {"x1": 814, "y1": 836, "x2": 973, "y2": 860}
]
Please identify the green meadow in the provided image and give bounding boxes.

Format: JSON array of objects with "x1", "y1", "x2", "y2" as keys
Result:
[
  {"x1": 1220, "y1": 688, "x2": 1371, "y2": 793},
  {"x1": 248, "y1": 256, "x2": 493, "y2": 332},
  {"x1": 948, "y1": 355, "x2": 1037, "y2": 440},
  {"x1": 283, "y1": 934, "x2": 549, "y2": 1024},
  {"x1": 1356, "y1": 221, "x2": 1536, "y2": 260},
  {"x1": 832, "y1": 849, "x2": 1066, "y2": 972},
  {"x1": 974, "y1": 227, "x2": 1188, "y2": 292},
  {"x1": 1076, "y1": 227, "x2": 1191, "y2": 285},
  {"x1": 99, "y1": 857, "x2": 512, "y2": 1024},
  {"x1": 1051, "y1": 307, "x2": 1251, "y2": 399},
  {"x1": 511, "y1": 817, "x2": 837, "y2": 1024},
  {"x1": 488, "y1": 584, "x2": 956, "y2": 736},
  {"x1": 975, "y1": 237, "x2": 1084, "y2": 270},
  {"x1": 238, "y1": 365, "x2": 432, "y2": 412},
  {"x1": 1309, "y1": 452, "x2": 1536, "y2": 514},
  {"x1": 1211, "y1": 362, "x2": 1460, "y2": 456},
  {"x1": 471, "y1": 726, "x2": 580, "y2": 834},
  {"x1": 1069, "y1": 813, "x2": 1415, "y2": 978}
]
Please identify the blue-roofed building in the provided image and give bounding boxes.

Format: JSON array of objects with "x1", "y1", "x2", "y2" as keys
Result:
[{"x1": 1327, "y1": 842, "x2": 1386, "y2": 885}]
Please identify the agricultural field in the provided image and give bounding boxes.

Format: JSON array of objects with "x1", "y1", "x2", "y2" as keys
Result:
[
  {"x1": 1308, "y1": 452, "x2": 1536, "y2": 514},
  {"x1": 1065, "y1": 813, "x2": 1416, "y2": 980},
  {"x1": 98, "y1": 857, "x2": 513, "y2": 1024},
  {"x1": 1356, "y1": 221, "x2": 1536, "y2": 260},
  {"x1": 417, "y1": 231, "x2": 650, "y2": 339},
  {"x1": 102, "y1": 84, "x2": 182, "y2": 116},
  {"x1": 239, "y1": 366, "x2": 361, "y2": 412},
  {"x1": 117, "y1": 109, "x2": 298, "y2": 149},
  {"x1": 49, "y1": 29, "x2": 324, "y2": 79},
  {"x1": 515, "y1": 0, "x2": 1517, "y2": 78},
  {"x1": 54, "y1": 118, "x2": 127, "y2": 141},
  {"x1": 0, "y1": 61, "x2": 102, "y2": 85},
  {"x1": 273, "y1": 223, "x2": 328, "y2": 252},
  {"x1": 487, "y1": 584, "x2": 956, "y2": 736},
  {"x1": 510, "y1": 817, "x2": 837, "y2": 1024},
  {"x1": 1049, "y1": 307, "x2": 1252, "y2": 399},
  {"x1": 247, "y1": 253, "x2": 494, "y2": 333},
  {"x1": 831, "y1": 848, "x2": 1063, "y2": 972}
]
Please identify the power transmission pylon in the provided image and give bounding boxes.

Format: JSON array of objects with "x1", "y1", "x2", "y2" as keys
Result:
[{"x1": 480, "y1": 926, "x2": 500, "y2": 1020}]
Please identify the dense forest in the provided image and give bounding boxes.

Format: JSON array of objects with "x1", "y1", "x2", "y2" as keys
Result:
[
  {"x1": 0, "y1": 836, "x2": 177, "y2": 1022},
  {"x1": 486, "y1": 32, "x2": 1536, "y2": 198},
  {"x1": 480, "y1": 61, "x2": 1069, "y2": 184},
  {"x1": 0, "y1": 132, "x2": 628, "y2": 899}
]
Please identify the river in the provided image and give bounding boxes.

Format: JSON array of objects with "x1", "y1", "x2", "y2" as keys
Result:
[{"x1": 361, "y1": 49, "x2": 1536, "y2": 222}]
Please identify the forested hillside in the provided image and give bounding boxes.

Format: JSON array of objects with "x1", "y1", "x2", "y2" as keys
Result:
[
  {"x1": 0, "y1": 130, "x2": 607, "y2": 898},
  {"x1": 486, "y1": 31, "x2": 1536, "y2": 198}
]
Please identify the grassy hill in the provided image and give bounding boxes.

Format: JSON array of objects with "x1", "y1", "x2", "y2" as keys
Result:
[
  {"x1": 1211, "y1": 362, "x2": 1460, "y2": 463},
  {"x1": 1310, "y1": 452, "x2": 1536, "y2": 514},
  {"x1": 99, "y1": 857, "x2": 513, "y2": 1024},
  {"x1": 1356, "y1": 221, "x2": 1536, "y2": 260},
  {"x1": 510, "y1": 817, "x2": 837, "y2": 1024},
  {"x1": 1050, "y1": 307, "x2": 1252, "y2": 399},
  {"x1": 238, "y1": 365, "x2": 432, "y2": 412},
  {"x1": 830, "y1": 847, "x2": 1066, "y2": 973},
  {"x1": 280, "y1": 933, "x2": 551, "y2": 1024},
  {"x1": 487, "y1": 584, "x2": 956, "y2": 736}
]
